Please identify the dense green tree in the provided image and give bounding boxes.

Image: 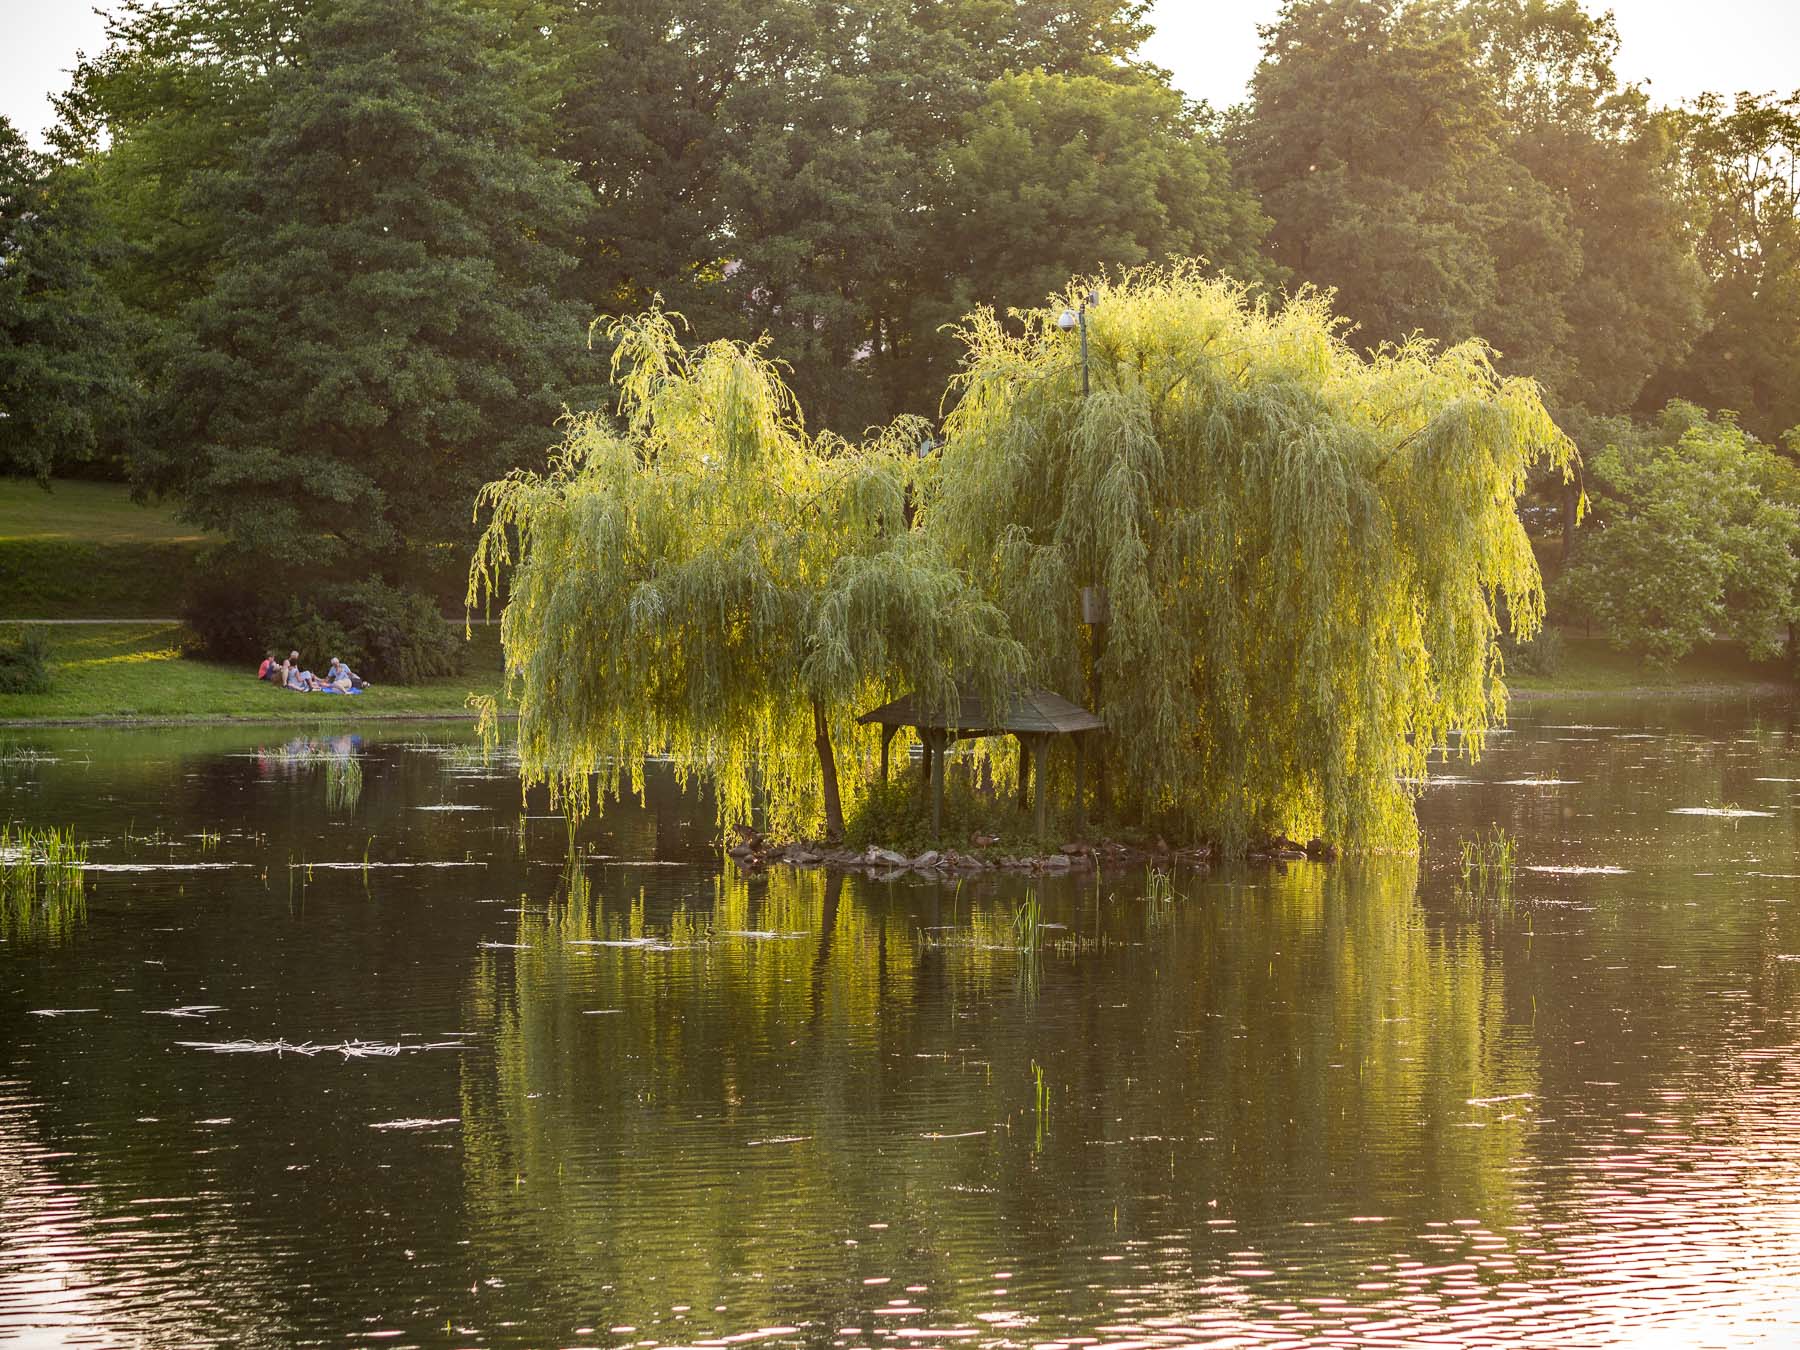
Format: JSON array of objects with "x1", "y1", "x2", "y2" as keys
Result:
[
  {"x1": 0, "y1": 117, "x2": 140, "y2": 481},
  {"x1": 883, "y1": 70, "x2": 1276, "y2": 415},
  {"x1": 540, "y1": 0, "x2": 1259, "y2": 428},
  {"x1": 1235, "y1": 0, "x2": 1701, "y2": 419},
  {"x1": 1235, "y1": 0, "x2": 1522, "y2": 352},
  {"x1": 925, "y1": 265, "x2": 1574, "y2": 852},
  {"x1": 142, "y1": 0, "x2": 598, "y2": 587},
  {"x1": 1559, "y1": 403, "x2": 1800, "y2": 665},
  {"x1": 1462, "y1": 0, "x2": 1703, "y2": 414},
  {"x1": 1648, "y1": 92, "x2": 1800, "y2": 442},
  {"x1": 52, "y1": 1, "x2": 316, "y2": 323},
  {"x1": 469, "y1": 310, "x2": 1026, "y2": 839}
]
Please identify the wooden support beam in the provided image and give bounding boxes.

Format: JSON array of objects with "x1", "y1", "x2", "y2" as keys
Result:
[
  {"x1": 1016, "y1": 735, "x2": 1031, "y2": 812},
  {"x1": 880, "y1": 724, "x2": 897, "y2": 783},
  {"x1": 1033, "y1": 734, "x2": 1050, "y2": 840},
  {"x1": 1073, "y1": 734, "x2": 1086, "y2": 837},
  {"x1": 929, "y1": 729, "x2": 946, "y2": 839}
]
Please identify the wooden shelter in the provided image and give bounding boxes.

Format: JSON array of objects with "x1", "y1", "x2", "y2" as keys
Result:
[{"x1": 857, "y1": 687, "x2": 1105, "y2": 839}]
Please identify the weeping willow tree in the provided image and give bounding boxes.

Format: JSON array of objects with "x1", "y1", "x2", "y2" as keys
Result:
[
  {"x1": 469, "y1": 310, "x2": 1024, "y2": 839},
  {"x1": 924, "y1": 263, "x2": 1576, "y2": 852}
]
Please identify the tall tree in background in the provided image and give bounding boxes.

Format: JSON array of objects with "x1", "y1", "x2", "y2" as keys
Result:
[
  {"x1": 887, "y1": 70, "x2": 1277, "y2": 417},
  {"x1": 142, "y1": 0, "x2": 597, "y2": 588},
  {"x1": 1463, "y1": 0, "x2": 1702, "y2": 415},
  {"x1": 1234, "y1": 0, "x2": 1526, "y2": 355},
  {"x1": 1650, "y1": 92, "x2": 1800, "y2": 442},
  {"x1": 52, "y1": 0, "x2": 316, "y2": 326},
  {"x1": 1234, "y1": 0, "x2": 1701, "y2": 419},
  {"x1": 541, "y1": 0, "x2": 1266, "y2": 429},
  {"x1": 0, "y1": 117, "x2": 140, "y2": 482}
]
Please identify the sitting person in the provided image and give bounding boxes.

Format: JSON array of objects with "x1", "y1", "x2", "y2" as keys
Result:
[
  {"x1": 256, "y1": 652, "x2": 280, "y2": 682},
  {"x1": 325, "y1": 657, "x2": 368, "y2": 691},
  {"x1": 284, "y1": 662, "x2": 330, "y2": 693}
]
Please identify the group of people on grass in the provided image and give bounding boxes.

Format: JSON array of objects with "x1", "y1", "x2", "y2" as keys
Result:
[{"x1": 256, "y1": 650, "x2": 369, "y2": 694}]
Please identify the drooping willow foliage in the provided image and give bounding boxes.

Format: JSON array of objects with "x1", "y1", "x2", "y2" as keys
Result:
[
  {"x1": 469, "y1": 310, "x2": 1024, "y2": 838},
  {"x1": 924, "y1": 264, "x2": 1576, "y2": 852}
]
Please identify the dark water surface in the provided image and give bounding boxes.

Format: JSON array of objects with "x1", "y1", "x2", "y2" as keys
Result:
[{"x1": 4, "y1": 703, "x2": 1800, "y2": 1348}]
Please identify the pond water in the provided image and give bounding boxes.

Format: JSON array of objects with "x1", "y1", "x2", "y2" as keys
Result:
[{"x1": 3, "y1": 701, "x2": 1800, "y2": 1348}]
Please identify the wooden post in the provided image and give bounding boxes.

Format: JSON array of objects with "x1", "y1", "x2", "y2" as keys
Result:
[
  {"x1": 1033, "y1": 734, "x2": 1050, "y2": 840},
  {"x1": 1073, "y1": 734, "x2": 1086, "y2": 837},
  {"x1": 929, "y1": 730, "x2": 946, "y2": 839},
  {"x1": 1016, "y1": 735, "x2": 1031, "y2": 812},
  {"x1": 1093, "y1": 623, "x2": 1108, "y2": 822},
  {"x1": 880, "y1": 725, "x2": 897, "y2": 783}
]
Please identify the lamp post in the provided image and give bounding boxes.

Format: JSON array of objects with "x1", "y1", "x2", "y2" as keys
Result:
[
  {"x1": 1057, "y1": 289, "x2": 1099, "y2": 399},
  {"x1": 1060, "y1": 290, "x2": 1107, "y2": 826}
]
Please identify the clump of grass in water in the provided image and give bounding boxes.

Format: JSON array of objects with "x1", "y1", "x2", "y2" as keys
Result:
[
  {"x1": 1012, "y1": 891, "x2": 1043, "y2": 953},
  {"x1": 1031, "y1": 1059, "x2": 1049, "y2": 1153},
  {"x1": 0, "y1": 822, "x2": 88, "y2": 944},
  {"x1": 1457, "y1": 826, "x2": 1516, "y2": 900},
  {"x1": 325, "y1": 757, "x2": 363, "y2": 814}
]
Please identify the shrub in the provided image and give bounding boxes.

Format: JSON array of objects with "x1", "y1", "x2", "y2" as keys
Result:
[
  {"x1": 182, "y1": 559, "x2": 461, "y2": 684},
  {"x1": 843, "y1": 759, "x2": 1071, "y2": 855},
  {"x1": 0, "y1": 628, "x2": 52, "y2": 694},
  {"x1": 334, "y1": 580, "x2": 462, "y2": 685},
  {"x1": 1500, "y1": 624, "x2": 1563, "y2": 677}
]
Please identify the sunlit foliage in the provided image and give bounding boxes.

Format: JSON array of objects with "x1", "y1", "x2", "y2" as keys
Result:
[
  {"x1": 925, "y1": 265, "x2": 1575, "y2": 851},
  {"x1": 469, "y1": 311, "x2": 1024, "y2": 839},
  {"x1": 1560, "y1": 403, "x2": 1800, "y2": 666}
]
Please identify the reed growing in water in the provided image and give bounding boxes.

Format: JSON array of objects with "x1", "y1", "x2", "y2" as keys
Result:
[{"x1": 0, "y1": 822, "x2": 88, "y2": 944}]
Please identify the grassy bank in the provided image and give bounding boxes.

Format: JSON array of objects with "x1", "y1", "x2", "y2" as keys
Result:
[
  {"x1": 0, "y1": 480, "x2": 206, "y2": 619},
  {"x1": 1510, "y1": 633, "x2": 1794, "y2": 699},
  {"x1": 0, "y1": 622, "x2": 503, "y2": 725}
]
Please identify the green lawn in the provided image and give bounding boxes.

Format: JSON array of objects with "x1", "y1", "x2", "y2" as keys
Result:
[
  {"x1": 1511, "y1": 633, "x2": 1794, "y2": 697},
  {"x1": 0, "y1": 479, "x2": 207, "y2": 619},
  {"x1": 0, "y1": 622, "x2": 505, "y2": 724}
]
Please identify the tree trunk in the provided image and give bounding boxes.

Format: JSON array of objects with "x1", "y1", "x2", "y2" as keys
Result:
[{"x1": 813, "y1": 698, "x2": 844, "y2": 841}]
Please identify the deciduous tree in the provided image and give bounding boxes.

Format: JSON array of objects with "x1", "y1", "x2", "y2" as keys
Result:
[
  {"x1": 925, "y1": 264, "x2": 1574, "y2": 851},
  {"x1": 469, "y1": 310, "x2": 1025, "y2": 840},
  {"x1": 0, "y1": 117, "x2": 140, "y2": 481},
  {"x1": 1559, "y1": 404, "x2": 1800, "y2": 664}
]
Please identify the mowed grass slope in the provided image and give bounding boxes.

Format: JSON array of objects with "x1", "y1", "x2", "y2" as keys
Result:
[
  {"x1": 0, "y1": 479, "x2": 204, "y2": 618},
  {"x1": 0, "y1": 622, "x2": 503, "y2": 723}
]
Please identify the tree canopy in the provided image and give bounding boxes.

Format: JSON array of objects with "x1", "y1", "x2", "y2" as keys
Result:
[
  {"x1": 1560, "y1": 403, "x2": 1800, "y2": 665},
  {"x1": 469, "y1": 310, "x2": 1025, "y2": 840},
  {"x1": 0, "y1": 116, "x2": 139, "y2": 482},
  {"x1": 138, "y1": 0, "x2": 598, "y2": 587},
  {"x1": 924, "y1": 265, "x2": 1575, "y2": 851},
  {"x1": 1648, "y1": 92, "x2": 1800, "y2": 441},
  {"x1": 1233, "y1": 0, "x2": 1702, "y2": 419}
]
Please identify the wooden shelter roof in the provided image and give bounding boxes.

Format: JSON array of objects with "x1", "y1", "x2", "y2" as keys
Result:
[{"x1": 856, "y1": 686, "x2": 1104, "y2": 737}]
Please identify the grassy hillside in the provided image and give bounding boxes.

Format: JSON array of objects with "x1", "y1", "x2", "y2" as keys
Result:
[
  {"x1": 0, "y1": 622, "x2": 503, "y2": 724},
  {"x1": 0, "y1": 479, "x2": 205, "y2": 619}
]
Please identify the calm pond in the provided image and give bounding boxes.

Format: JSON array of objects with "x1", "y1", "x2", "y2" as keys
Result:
[{"x1": 3, "y1": 701, "x2": 1800, "y2": 1347}]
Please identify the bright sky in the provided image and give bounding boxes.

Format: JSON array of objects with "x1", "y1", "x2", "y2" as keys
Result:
[{"x1": 2, "y1": 0, "x2": 1797, "y2": 148}]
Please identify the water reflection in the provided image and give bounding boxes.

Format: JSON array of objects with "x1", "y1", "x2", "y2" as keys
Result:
[{"x1": 0, "y1": 703, "x2": 1797, "y2": 1345}]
